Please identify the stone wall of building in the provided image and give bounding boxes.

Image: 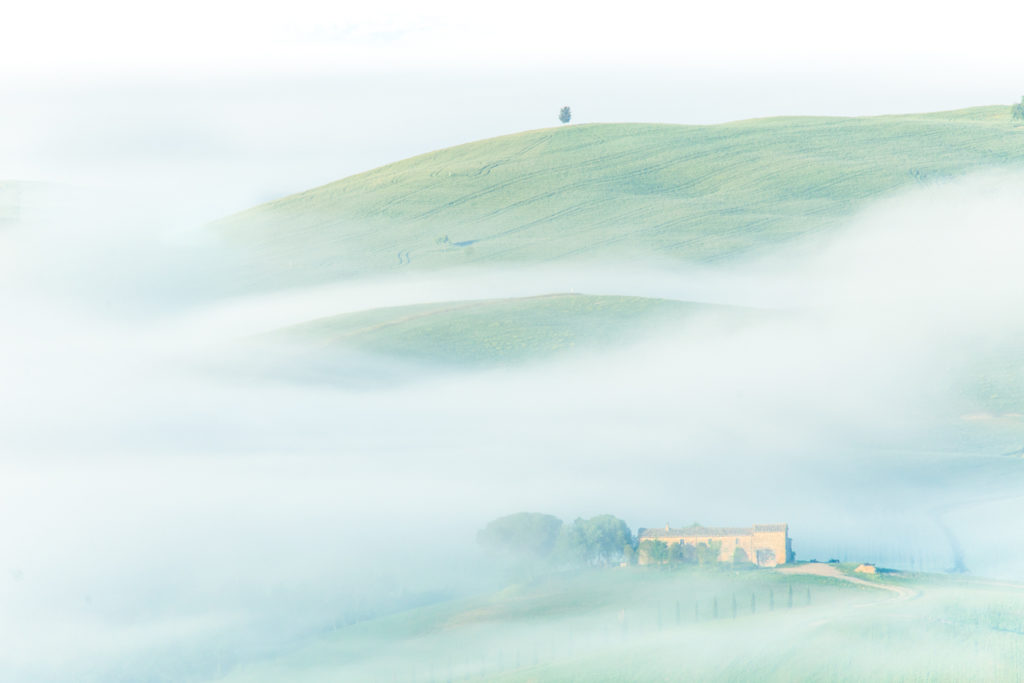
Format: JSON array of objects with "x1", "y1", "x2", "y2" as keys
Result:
[
  {"x1": 637, "y1": 523, "x2": 790, "y2": 567},
  {"x1": 751, "y1": 525, "x2": 789, "y2": 567}
]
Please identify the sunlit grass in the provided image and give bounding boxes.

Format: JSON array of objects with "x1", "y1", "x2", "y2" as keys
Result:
[
  {"x1": 267, "y1": 293, "x2": 726, "y2": 368},
  {"x1": 215, "y1": 106, "x2": 1024, "y2": 285}
]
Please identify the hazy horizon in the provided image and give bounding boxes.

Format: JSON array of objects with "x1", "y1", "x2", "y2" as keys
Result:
[{"x1": 3, "y1": 69, "x2": 1022, "y2": 227}]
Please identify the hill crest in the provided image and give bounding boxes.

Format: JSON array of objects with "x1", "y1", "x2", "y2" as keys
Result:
[{"x1": 214, "y1": 105, "x2": 1023, "y2": 286}]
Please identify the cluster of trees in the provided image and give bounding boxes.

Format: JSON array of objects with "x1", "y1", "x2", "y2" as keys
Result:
[
  {"x1": 478, "y1": 512, "x2": 756, "y2": 574},
  {"x1": 477, "y1": 512, "x2": 631, "y2": 570},
  {"x1": 637, "y1": 539, "x2": 750, "y2": 566}
]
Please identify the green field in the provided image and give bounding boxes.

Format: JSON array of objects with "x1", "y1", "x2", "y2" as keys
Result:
[
  {"x1": 261, "y1": 293, "x2": 742, "y2": 370},
  {"x1": 221, "y1": 106, "x2": 1024, "y2": 429},
  {"x1": 251, "y1": 290, "x2": 1024, "y2": 437},
  {"x1": 218, "y1": 566, "x2": 1024, "y2": 682},
  {"x1": 215, "y1": 106, "x2": 1024, "y2": 286}
]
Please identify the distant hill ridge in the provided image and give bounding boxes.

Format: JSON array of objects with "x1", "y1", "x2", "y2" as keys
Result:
[{"x1": 214, "y1": 106, "x2": 1024, "y2": 286}]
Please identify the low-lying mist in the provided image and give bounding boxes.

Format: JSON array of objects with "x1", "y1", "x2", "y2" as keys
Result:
[{"x1": 2, "y1": 172, "x2": 1024, "y2": 680}]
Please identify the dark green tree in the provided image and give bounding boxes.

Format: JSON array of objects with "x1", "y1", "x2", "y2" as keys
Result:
[
  {"x1": 668, "y1": 542, "x2": 687, "y2": 565},
  {"x1": 580, "y1": 514, "x2": 632, "y2": 564},
  {"x1": 477, "y1": 512, "x2": 563, "y2": 560},
  {"x1": 695, "y1": 540, "x2": 722, "y2": 566},
  {"x1": 556, "y1": 514, "x2": 633, "y2": 566},
  {"x1": 639, "y1": 539, "x2": 669, "y2": 564},
  {"x1": 680, "y1": 542, "x2": 697, "y2": 564},
  {"x1": 558, "y1": 106, "x2": 572, "y2": 124}
]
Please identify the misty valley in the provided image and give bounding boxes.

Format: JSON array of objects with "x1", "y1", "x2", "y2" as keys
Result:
[{"x1": 3, "y1": 101, "x2": 1024, "y2": 682}]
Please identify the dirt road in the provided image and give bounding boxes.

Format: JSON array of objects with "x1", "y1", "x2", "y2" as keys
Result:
[{"x1": 779, "y1": 562, "x2": 918, "y2": 600}]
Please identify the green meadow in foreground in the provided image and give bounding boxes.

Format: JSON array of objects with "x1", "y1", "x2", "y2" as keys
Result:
[
  {"x1": 216, "y1": 106, "x2": 1024, "y2": 285},
  {"x1": 219, "y1": 565, "x2": 1024, "y2": 682}
]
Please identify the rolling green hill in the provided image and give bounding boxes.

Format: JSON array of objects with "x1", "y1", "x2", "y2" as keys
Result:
[
  {"x1": 221, "y1": 107, "x2": 1024, "y2": 428},
  {"x1": 215, "y1": 106, "x2": 1024, "y2": 285},
  {"x1": 249, "y1": 291, "x2": 1024, "y2": 442},
  {"x1": 257, "y1": 293, "x2": 737, "y2": 373}
]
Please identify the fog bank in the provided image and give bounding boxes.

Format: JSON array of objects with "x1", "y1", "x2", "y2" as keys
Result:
[{"x1": 2, "y1": 173, "x2": 1024, "y2": 680}]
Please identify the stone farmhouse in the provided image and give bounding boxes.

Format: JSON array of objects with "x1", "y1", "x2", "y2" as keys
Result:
[{"x1": 637, "y1": 523, "x2": 793, "y2": 567}]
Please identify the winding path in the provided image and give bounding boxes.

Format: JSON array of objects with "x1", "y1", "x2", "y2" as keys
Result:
[{"x1": 779, "y1": 562, "x2": 917, "y2": 601}]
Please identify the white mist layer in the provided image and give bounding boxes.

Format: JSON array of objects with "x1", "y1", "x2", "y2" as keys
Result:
[{"x1": 1, "y1": 173, "x2": 1024, "y2": 680}]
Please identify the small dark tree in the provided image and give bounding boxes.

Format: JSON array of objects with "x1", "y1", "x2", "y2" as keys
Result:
[
  {"x1": 680, "y1": 542, "x2": 697, "y2": 564},
  {"x1": 695, "y1": 540, "x2": 722, "y2": 566},
  {"x1": 558, "y1": 106, "x2": 572, "y2": 124},
  {"x1": 668, "y1": 542, "x2": 686, "y2": 565},
  {"x1": 623, "y1": 543, "x2": 637, "y2": 566},
  {"x1": 639, "y1": 539, "x2": 669, "y2": 564},
  {"x1": 1013, "y1": 96, "x2": 1024, "y2": 121}
]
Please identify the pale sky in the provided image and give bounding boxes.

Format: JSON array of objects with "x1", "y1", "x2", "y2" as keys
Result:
[
  {"x1": 3, "y1": 0, "x2": 1023, "y2": 77},
  {"x1": 2, "y1": 0, "x2": 1022, "y2": 221}
]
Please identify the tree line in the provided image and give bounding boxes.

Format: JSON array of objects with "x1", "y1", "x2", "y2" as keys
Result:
[
  {"x1": 477, "y1": 512, "x2": 631, "y2": 570},
  {"x1": 477, "y1": 512, "x2": 752, "y2": 572},
  {"x1": 633, "y1": 538, "x2": 744, "y2": 566}
]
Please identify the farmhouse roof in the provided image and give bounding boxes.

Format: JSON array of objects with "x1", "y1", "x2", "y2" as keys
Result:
[
  {"x1": 639, "y1": 524, "x2": 752, "y2": 539},
  {"x1": 637, "y1": 523, "x2": 788, "y2": 539}
]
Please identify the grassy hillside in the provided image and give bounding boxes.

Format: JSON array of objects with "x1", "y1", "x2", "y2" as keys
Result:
[
  {"x1": 250, "y1": 292, "x2": 1024, "y2": 436},
  {"x1": 220, "y1": 107, "x2": 1024, "y2": 428},
  {"x1": 261, "y1": 293, "x2": 728, "y2": 370},
  {"x1": 218, "y1": 566, "x2": 1024, "y2": 682},
  {"x1": 215, "y1": 106, "x2": 1024, "y2": 285}
]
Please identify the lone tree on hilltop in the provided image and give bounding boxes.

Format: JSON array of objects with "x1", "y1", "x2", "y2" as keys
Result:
[
  {"x1": 1013, "y1": 96, "x2": 1024, "y2": 121},
  {"x1": 558, "y1": 106, "x2": 572, "y2": 124}
]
